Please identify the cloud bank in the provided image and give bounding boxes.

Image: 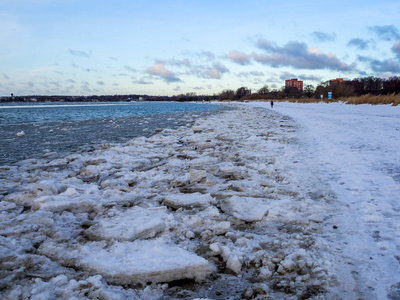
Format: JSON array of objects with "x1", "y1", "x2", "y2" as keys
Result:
[
  {"x1": 252, "y1": 39, "x2": 353, "y2": 71},
  {"x1": 358, "y1": 55, "x2": 400, "y2": 73},
  {"x1": 392, "y1": 41, "x2": 400, "y2": 59},
  {"x1": 369, "y1": 25, "x2": 400, "y2": 41},
  {"x1": 229, "y1": 50, "x2": 251, "y2": 65}
]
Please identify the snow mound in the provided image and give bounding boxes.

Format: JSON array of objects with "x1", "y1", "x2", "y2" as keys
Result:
[
  {"x1": 220, "y1": 196, "x2": 269, "y2": 222},
  {"x1": 85, "y1": 206, "x2": 168, "y2": 241},
  {"x1": 38, "y1": 239, "x2": 214, "y2": 285}
]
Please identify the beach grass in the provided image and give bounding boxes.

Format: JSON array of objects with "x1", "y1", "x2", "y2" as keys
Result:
[
  {"x1": 344, "y1": 93, "x2": 400, "y2": 106},
  {"x1": 250, "y1": 94, "x2": 400, "y2": 106}
]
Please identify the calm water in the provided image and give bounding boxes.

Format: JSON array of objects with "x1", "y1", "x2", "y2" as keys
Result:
[{"x1": 0, "y1": 102, "x2": 218, "y2": 125}]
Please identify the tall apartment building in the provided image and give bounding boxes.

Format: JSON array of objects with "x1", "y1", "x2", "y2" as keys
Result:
[{"x1": 285, "y1": 78, "x2": 303, "y2": 92}]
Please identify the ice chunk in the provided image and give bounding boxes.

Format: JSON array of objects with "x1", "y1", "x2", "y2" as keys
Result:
[
  {"x1": 218, "y1": 162, "x2": 237, "y2": 175},
  {"x1": 167, "y1": 158, "x2": 186, "y2": 168},
  {"x1": 206, "y1": 221, "x2": 230, "y2": 235},
  {"x1": 209, "y1": 243, "x2": 222, "y2": 255},
  {"x1": 217, "y1": 162, "x2": 243, "y2": 179},
  {"x1": 309, "y1": 214, "x2": 324, "y2": 223},
  {"x1": 220, "y1": 196, "x2": 268, "y2": 222},
  {"x1": 163, "y1": 193, "x2": 215, "y2": 209},
  {"x1": 38, "y1": 239, "x2": 214, "y2": 284},
  {"x1": 34, "y1": 180, "x2": 59, "y2": 196},
  {"x1": 226, "y1": 254, "x2": 242, "y2": 274},
  {"x1": 85, "y1": 206, "x2": 167, "y2": 241},
  {"x1": 60, "y1": 187, "x2": 80, "y2": 197},
  {"x1": 196, "y1": 142, "x2": 214, "y2": 150},
  {"x1": 189, "y1": 169, "x2": 206, "y2": 183},
  {"x1": 32, "y1": 195, "x2": 100, "y2": 213},
  {"x1": 188, "y1": 157, "x2": 218, "y2": 167}
]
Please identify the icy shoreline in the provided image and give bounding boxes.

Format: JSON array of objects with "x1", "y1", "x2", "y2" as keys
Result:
[
  {"x1": 0, "y1": 106, "x2": 228, "y2": 165},
  {"x1": 1, "y1": 103, "x2": 398, "y2": 299}
]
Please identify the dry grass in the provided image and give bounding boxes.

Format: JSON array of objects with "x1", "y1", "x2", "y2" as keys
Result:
[
  {"x1": 259, "y1": 98, "x2": 340, "y2": 104},
  {"x1": 344, "y1": 94, "x2": 400, "y2": 106},
  {"x1": 257, "y1": 94, "x2": 400, "y2": 106},
  {"x1": 278, "y1": 98, "x2": 340, "y2": 104}
]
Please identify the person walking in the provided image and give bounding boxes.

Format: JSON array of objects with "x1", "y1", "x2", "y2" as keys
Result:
[{"x1": 270, "y1": 100, "x2": 274, "y2": 108}]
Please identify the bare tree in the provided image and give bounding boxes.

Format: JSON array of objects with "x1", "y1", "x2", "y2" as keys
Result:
[
  {"x1": 218, "y1": 89, "x2": 235, "y2": 101},
  {"x1": 303, "y1": 85, "x2": 315, "y2": 98},
  {"x1": 235, "y1": 87, "x2": 250, "y2": 100},
  {"x1": 258, "y1": 85, "x2": 269, "y2": 95}
]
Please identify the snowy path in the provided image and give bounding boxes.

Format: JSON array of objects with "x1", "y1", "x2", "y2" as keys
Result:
[{"x1": 246, "y1": 101, "x2": 400, "y2": 299}]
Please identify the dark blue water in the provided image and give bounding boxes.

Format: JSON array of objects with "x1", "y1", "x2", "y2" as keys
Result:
[{"x1": 0, "y1": 102, "x2": 219, "y2": 125}]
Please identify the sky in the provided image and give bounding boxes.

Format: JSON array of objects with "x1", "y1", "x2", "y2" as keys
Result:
[{"x1": 1, "y1": 0, "x2": 400, "y2": 96}]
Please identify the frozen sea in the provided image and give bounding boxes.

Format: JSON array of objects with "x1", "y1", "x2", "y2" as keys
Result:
[{"x1": 0, "y1": 101, "x2": 399, "y2": 299}]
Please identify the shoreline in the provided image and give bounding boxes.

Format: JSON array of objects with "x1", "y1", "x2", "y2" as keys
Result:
[
  {"x1": 0, "y1": 105, "x2": 335, "y2": 299},
  {"x1": 0, "y1": 105, "x2": 230, "y2": 166},
  {"x1": 2, "y1": 102, "x2": 399, "y2": 298}
]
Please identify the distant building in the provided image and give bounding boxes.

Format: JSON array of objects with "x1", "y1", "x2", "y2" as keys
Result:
[
  {"x1": 329, "y1": 78, "x2": 349, "y2": 86},
  {"x1": 285, "y1": 78, "x2": 303, "y2": 92}
]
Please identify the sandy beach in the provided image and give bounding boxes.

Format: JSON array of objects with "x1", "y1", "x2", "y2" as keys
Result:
[{"x1": 1, "y1": 103, "x2": 399, "y2": 299}]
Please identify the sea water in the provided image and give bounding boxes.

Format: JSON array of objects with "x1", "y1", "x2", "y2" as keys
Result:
[
  {"x1": 0, "y1": 102, "x2": 224, "y2": 165},
  {"x1": 0, "y1": 102, "x2": 219, "y2": 125}
]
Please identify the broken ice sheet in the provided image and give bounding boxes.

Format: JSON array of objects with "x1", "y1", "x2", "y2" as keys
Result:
[
  {"x1": 163, "y1": 192, "x2": 215, "y2": 209},
  {"x1": 38, "y1": 238, "x2": 214, "y2": 285},
  {"x1": 85, "y1": 206, "x2": 168, "y2": 241},
  {"x1": 220, "y1": 196, "x2": 269, "y2": 222}
]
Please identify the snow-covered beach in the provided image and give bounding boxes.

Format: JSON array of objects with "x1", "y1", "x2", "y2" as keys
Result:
[
  {"x1": 246, "y1": 101, "x2": 400, "y2": 299},
  {"x1": 1, "y1": 102, "x2": 399, "y2": 299}
]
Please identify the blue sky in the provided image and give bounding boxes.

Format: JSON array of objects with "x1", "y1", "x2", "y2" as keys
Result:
[{"x1": 1, "y1": 0, "x2": 400, "y2": 96}]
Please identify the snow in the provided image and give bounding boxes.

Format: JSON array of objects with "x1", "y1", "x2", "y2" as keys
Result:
[
  {"x1": 1, "y1": 102, "x2": 399, "y2": 299},
  {"x1": 245, "y1": 101, "x2": 400, "y2": 299}
]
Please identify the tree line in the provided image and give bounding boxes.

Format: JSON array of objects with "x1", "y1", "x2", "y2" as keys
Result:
[
  {"x1": 1, "y1": 93, "x2": 215, "y2": 103},
  {"x1": 217, "y1": 76, "x2": 400, "y2": 101},
  {"x1": 3, "y1": 76, "x2": 398, "y2": 103}
]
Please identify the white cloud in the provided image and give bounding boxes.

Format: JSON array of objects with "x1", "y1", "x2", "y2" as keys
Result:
[
  {"x1": 229, "y1": 50, "x2": 251, "y2": 65},
  {"x1": 206, "y1": 68, "x2": 221, "y2": 79},
  {"x1": 392, "y1": 40, "x2": 400, "y2": 59},
  {"x1": 146, "y1": 63, "x2": 181, "y2": 83}
]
